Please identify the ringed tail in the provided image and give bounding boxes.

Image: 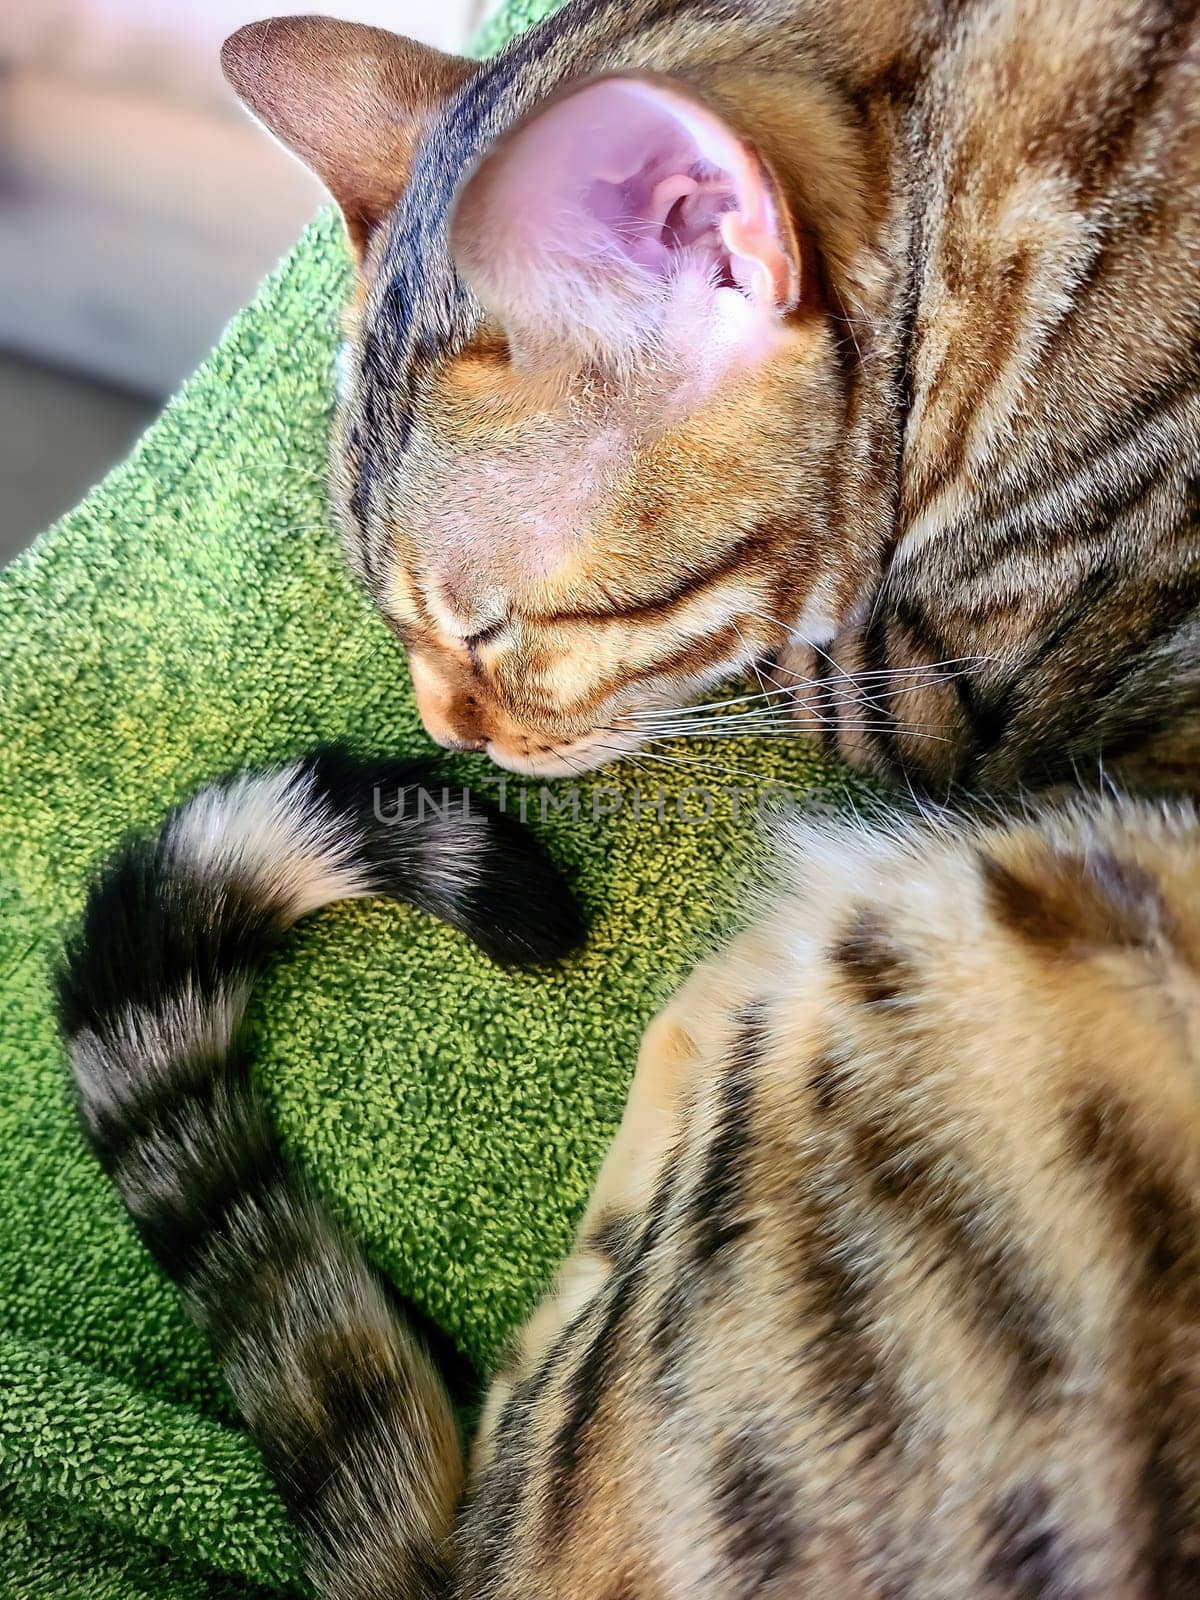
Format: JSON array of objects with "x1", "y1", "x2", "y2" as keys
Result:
[{"x1": 57, "y1": 745, "x2": 583, "y2": 1600}]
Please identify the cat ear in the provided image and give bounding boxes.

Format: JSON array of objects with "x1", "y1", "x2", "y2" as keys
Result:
[
  {"x1": 221, "y1": 16, "x2": 473, "y2": 258},
  {"x1": 450, "y1": 73, "x2": 801, "y2": 364}
]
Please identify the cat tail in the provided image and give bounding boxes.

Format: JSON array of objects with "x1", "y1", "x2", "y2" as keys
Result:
[{"x1": 57, "y1": 745, "x2": 583, "y2": 1600}]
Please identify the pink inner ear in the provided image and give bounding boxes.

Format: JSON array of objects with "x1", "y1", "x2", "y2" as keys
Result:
[{"x1": 452, "y1": 75, "x2": 798, "y2": 355}]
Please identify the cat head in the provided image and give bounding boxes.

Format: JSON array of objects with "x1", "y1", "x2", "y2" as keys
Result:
[{"x1": 223, "y1": 16, "x2": 870, "y2": 775}]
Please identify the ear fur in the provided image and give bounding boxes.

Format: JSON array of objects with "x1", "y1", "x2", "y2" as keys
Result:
[
  {"x1": 221, "y1": 15, "x2": 473, "y2": 257},
  {"x1": 450, "y1": 72, "x2": 801, "y2": 366}
]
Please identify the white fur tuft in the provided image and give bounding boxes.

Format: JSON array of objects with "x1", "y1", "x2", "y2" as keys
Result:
[{"x1": 166, "y1": 765, "x2": 371, "y2": 923}]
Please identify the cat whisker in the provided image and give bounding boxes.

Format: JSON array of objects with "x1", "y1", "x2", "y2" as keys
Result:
[
  {"x1": 826, "y1": 307, "x2": 872, "y2": 371},
  {"x1": 594, "y1": 733, "x2": 774, "y2": 784},
  {"x1": 634, "y1": 744, "x2": 775, "y2": 783},
  {"x1": 742, "y1": 607, "x2": 859, "y2": 687},
  {"x1": 732, "y1": 619, "x2": 780, "y2": 706},
  {"x1": 574, "y1": 737, "x2": 669, "y2": 783},
  {"x1": 631, "y1": 722, "x2": 949, "y2": 744},
  {"x1": 773, "y1": 653, "x2": 999, "y2": 681},
  {"x1": 627, "y1": 698, "x2": 817, "y2": 729},
  {"x1": 741, "y1": 605, "x2": 1008, "y2": 686},
  {"x1": 626, "y1": 685, "x2": 801, "y2": 720},
  {"x1": 636, "y1": 679, "x2": 869, "y2": 725},
  {"x1": 625, "y1": 705, "x2": 819, "y2": 737},
  {"x1": 625, "y1": 655, "x2": 999, "y2": 735},
  {"x1": 625, "y1": 674, "x2": 959, "y2": 735},
  {"x1": 617, "y1": 688, "x2": 954, "y2": 738}
]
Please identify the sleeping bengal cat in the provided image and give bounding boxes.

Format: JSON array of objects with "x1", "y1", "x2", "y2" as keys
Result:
[
  {"x1": 60, "y1": 1, "x2": 1200, "y2": 1597},
  {"x1": 214, "y1": 0, "x2": 1200, "y2": 794}
]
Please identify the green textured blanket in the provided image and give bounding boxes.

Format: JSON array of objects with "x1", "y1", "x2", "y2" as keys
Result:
[{"x1": 0, "y1": 4, "x2": 844, "y2": 1593}]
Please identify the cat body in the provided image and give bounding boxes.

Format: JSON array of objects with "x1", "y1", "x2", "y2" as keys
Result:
[
  {"x1": 222, "y1": 0, "x2": 1200, "y2": 789},
  {"x1": 55, "y1": 2, "x2": 1200, "y2": 1595},
  {"x1": 61, "y1": 755, "x2": 1200, "y2": 1598},
  {"x1": 466, "y1": 796, "x2": 1200, "y2": 1598}
]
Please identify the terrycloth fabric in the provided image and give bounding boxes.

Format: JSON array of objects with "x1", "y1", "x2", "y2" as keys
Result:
[{"x1": 0, "y1": 4, "x2": 849, "y2": 1593}]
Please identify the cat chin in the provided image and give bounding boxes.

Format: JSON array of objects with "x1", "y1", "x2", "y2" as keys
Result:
[{"x1": 483, "y1": 741, "x2": 630, "y2": 779}]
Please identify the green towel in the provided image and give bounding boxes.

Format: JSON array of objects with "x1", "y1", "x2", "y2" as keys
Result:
[{"x1": 0, "y1": 3, "x2": 849, "y2": 1592}]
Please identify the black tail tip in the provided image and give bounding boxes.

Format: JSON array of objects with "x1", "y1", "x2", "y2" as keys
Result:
[
  {"x1": 302, "y1": 745, "x2": 587, "y2": 967},
  {"x1": 457, "y1": 802, "x2": 587, "y2": 966}
]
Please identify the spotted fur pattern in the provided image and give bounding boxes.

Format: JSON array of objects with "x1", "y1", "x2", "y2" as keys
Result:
[
  {"x1": 61, "y1": 760, "x2": 1200, "y2": 1597},
  {"x1": 462, "y1": 796, "x2": 1200, "y2": 1597},
  {"x1": 223, "y1": 0, "x2": 1200, "y2": 786}
]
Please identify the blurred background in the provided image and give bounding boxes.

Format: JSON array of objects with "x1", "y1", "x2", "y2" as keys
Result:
[{"x1": 0, "y1": 0, "x2": 497, "y2": 563}]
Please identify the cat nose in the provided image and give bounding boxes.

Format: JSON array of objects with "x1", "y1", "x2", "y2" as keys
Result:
[{"x1": 427, "y1": 692, "x2": 489, "y2": 752}]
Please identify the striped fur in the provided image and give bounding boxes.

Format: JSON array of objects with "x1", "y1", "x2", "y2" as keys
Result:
[
  {"x1": 61, "y1": 3, "x2": 1200, "y2": 1592},
  {"x1": 63, "y1": 773, "x2": 1200, "y2": 1595},
  {"x1": 58, "y1": 746, "x2": 583, "y2": 1600},
  {"x1": 224, "y1": 0, "x2": 1200, "y2": 788}
]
